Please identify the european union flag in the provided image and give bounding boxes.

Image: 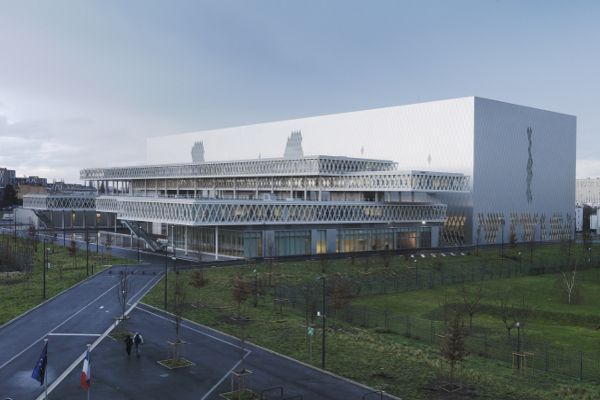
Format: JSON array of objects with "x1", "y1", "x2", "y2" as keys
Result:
[{"x1": 31, "y1": 341, "x2": 48, "y2": 386}]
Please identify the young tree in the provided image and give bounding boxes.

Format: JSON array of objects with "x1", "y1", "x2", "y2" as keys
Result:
[
  {"x1": 189, "y1": 269, "x2": 207, "y2": 288},
  {"x1": 27, "y1": 224, "x2": 37, "y2": 253},
  {"x1": 381, "y1": 246, "x2": 392, "y2": 269},
  {"x1": 231, "y1": 274, "x2": 251, "y2": 319},
  {"x1": 498, "y1": 295, "x2": 515, "y2": 338},
  {"x1": 330, "y1": 276, "x2": 353, "y2": 319},
  {"x1": 68, "y1": 238, "x2": 78, "y2": 269},
  {"x1": 172, "y1": 272, "x2": 187, "y2": 341},
  {"x1": 104, "y1": 234, "x2": 113, "y2": 258},
  {"x1": 561, "y1": 262, "x2": 578, "y2": 305},
  {"x1": 440, "y1": 312, "x2": 467, "y2": 390},
  {"x1": 460, "y1": 281, "x2": 483, "y2": 333},
  {"x1": 117, "y1": 268, "x2": 132, "y2": 321}
]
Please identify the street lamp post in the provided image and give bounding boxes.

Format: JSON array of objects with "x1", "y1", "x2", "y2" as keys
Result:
[
  {"x1": 500, "y1": 217, "x2": 505, "y2": 258},
  {"x1": 476, "y1": 225, "x2": 481, "y2": 256},
  {"x1": 164, "y1": 249, "x2": 168, "y2": 310},
  {"x1": 518, "y1": 251, "x2": 522, "y2": 275},
  {"x1": 414, "y1": 259, "x2": 418, "y2": 287},
  {"x1": 588, "y1": 247, "x2": 592, "y2": 265},
  {"x1": 253, "y1": 269, "x2": 258, "y2": 308},
  {"x1": 86, "y1": 230, "x2": 89, "y2": 277},
  {"x1": 317, "y1": 274, "x2": 326, "y2": 369},
  {"x1": 515, "y1": 321, "x2": 522, "y2": 370},
  {"x1": 43, "y1": 238, "x2": 47, "y2": 299}
]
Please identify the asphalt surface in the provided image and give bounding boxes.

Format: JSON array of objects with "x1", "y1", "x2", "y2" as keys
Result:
[
  {"x1": 51, "y1": 304, "x2": 395, "y2": 400},
  {"x1": 0, "y1": 263, "x2": 164, "y2": 400},
  {"x1": 0, "y1": 237, "x2": 398, "y2": 400}
]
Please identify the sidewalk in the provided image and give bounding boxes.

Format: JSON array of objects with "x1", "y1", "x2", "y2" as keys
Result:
[{"x1": 51, "y1": 304, "x2": 400, "y2": 400}]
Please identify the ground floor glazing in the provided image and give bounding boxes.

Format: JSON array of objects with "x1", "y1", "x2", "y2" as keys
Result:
[{"x1": 168, "y1": 224, "x2": 436, "y2": 258}]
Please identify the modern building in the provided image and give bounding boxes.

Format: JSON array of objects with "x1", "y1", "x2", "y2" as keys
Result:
[
  {"x1": 576, "y1": 178, "x2": 600, "y2": 206},
  {"x1": 0, "y1": 168, "x2": 16, "y2": 188},
  {"x1": 23, "y1": 97, "x2": 576, "y2": 259}
]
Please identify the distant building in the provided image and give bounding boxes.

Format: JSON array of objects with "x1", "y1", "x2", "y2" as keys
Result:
[
  {"x1": 576, "y1": 178, "x2": 600, "y2": 206},
  {"x1": 16, "y1": 176, "x2": 48, "y2": 187},
  {"x1": 0, "y1": 168, "x2": 16, "y2": 188},
  {"x1": 24, "y1": 97, "x2": 577, "y2": 259}
]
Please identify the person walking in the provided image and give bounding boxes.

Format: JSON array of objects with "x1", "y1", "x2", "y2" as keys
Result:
[
  {"x1": 124, "y1": 334, "x2": 133, "y2": 358},
  {"x1": 133, "y1": 332, "x2": 144, "y2": 357}
]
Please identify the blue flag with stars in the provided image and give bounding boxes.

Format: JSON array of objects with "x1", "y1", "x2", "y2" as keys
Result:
[{"x1": 31, "y1": 341, "x2": 48, "y2": 386}]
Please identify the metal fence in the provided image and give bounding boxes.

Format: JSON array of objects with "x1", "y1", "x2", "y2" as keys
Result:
[{"x1": 270, "y1": 259, "x2": 600, "y2": 382}]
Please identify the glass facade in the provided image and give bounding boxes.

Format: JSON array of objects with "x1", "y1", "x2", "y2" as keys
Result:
[
  {"x1": 316, "y1": 229, "x2": 327, "y2": 254},
  {"x1": 170, "y1": 225, "x2": 432, "y2": 258},
  {"x1": 172, "y1": 226, "x2": 262, "y2": 258},
  {"x1": 337, "y1": 226, "x2": 431, "y2": 253},
  {"x1": 274, "y1": 230, "x2": 311, "y2": 256}
]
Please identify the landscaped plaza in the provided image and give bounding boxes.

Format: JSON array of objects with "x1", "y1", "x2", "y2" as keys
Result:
[{"x1": 143, "y1": 241, "x2": 600, "y2": 399}]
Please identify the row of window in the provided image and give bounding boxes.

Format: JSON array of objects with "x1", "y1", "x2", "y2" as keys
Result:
[{"x1": 170, "y1": 226, "x2": 431, "y2": 258}]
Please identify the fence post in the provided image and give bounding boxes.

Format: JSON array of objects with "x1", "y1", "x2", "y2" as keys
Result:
[
  {"x1": 579, "y1": 351, "x2": 583, "y2": 381},
  {"x1": 483, "y1": 334, "x2": 488, "y2": 357},
  {"x1": 430, "y1": 320, "x2": 434, "y2": 343},
  {"x1": 384, "y1": 310, "x2": 389, "y2": 331}
]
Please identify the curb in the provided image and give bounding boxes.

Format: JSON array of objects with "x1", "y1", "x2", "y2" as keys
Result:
[
  {"x1": 0, "y1": 264, "x2": 116, "y2": 331},
  {"x1": 34, "y1": 272, "x2": 165, "y2": 400},
  {"x1": 139, "y1": 302, "x2": 402, "y2": 400}
]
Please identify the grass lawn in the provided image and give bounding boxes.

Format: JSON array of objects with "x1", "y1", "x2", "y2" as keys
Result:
[
  {"x1": 143, "y1": 245, "x2": 600, "y2": 400},
  {"x1": 0, "y1": 235, "x2": 134, "y2": 325}
]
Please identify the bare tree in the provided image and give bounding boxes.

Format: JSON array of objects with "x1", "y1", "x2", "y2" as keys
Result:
[
  {"x1": 460, "y1": 281, "x2": 483, "y2": 333},
  {"x1": 172, "y1": 272, "x2": 187, "y2": 341},
  {"x1": 381, "y1": 246, "x2": 392, "y2": 269},
  {"x1": 440, "y1": 311, "x2": 467, "y2": 390},
  {"x1": 117, "y1": 268, "x2": 132, "y2": 321},
  {"x1": 330, "y1": 276, "x2": 354, "y2": 320},
  {"x1": 104, "y1": 234, "x2": 113, "y2": 259},
  {"x1": 498, "y1": 294, "x2": 533, "y2": 338},
  {"x1": 561, "y1": 262, "x2": 578, "y2": 305},
  {"x1": 498, "y1": 295, "x2": 515, "y2": 338},
  {"x1": 189, "y1": 269, "x2": 207, "y2": 288},
  {"x1": 231, "y1": 274, "x2": 251, "y2": 319},
  {"x1": 68, "y1": 238, "x2": 78, "y2": 269},
  {"x1": 27, "y1": 224, "x2": 37, "y2": 253}
]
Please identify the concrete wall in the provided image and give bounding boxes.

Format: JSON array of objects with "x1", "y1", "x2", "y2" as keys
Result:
[
  {"x1": 147, "y1": 97, "x2": 475, "y2": 175},
  {"x1": 473, "y1": 98, "x2": 576, "y2": 243}
]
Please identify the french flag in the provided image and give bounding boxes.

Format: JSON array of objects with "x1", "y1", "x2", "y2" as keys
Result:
[{"x1": 80, "y1": 349, "x2": 91, "y2": 391}]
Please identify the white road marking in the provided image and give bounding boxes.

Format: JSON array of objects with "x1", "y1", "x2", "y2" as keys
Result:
[
  {"x1": 34, "y1": 273, "x2": 164, "y2": 400},
  {"x1": 99, "y1": 306, "x2": 104, "y2": 309},
  {"x1": 200, "y1": 355, "x2": 249, "y2": 400},
  {"x1": 0, "y1": 280, "x2": 120, "y2": 370},
  {"x1": 48, "y1": 333, "x2": 101, "y2": 337},
  {"x1": 136, "y1": 306, "x2": 246, "y2": 351}
]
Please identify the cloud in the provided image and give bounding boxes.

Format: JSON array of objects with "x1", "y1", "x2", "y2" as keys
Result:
[
  {"x1": 577, "y1": 160, "x2": 600, "y2": 179},
  {"x1": 0, "y1": 113, "x2": 147, "y2": 182}
]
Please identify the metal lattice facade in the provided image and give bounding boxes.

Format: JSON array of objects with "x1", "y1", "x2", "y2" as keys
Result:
[
  {"x1": 126, "y1": 172, "x2": 469, "y2": 194},
  {"x1": 23, "y1": 194, "x2": 97, "y2": 210},
  {"x1": 81, "y1": 156, "x2": 397, "y2": 180},
  {"x1": 95, "y1": 196, "x2": 446, "y2": 226},
  {"x1": 576, "y1": 178, "x2": 600, "y2": 206}
]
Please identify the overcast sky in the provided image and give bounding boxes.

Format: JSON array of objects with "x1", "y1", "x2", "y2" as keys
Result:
[{"x1": 1, "y1": 0, "x2": 599, "y2": 182}]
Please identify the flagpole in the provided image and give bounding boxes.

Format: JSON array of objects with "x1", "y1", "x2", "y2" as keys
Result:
[
  {"x1": 86, "y1": 344, "x2": 91, "y2": 400},
  {"x1": 44, "y1": 338, "x2": 48, "y2": 400}
]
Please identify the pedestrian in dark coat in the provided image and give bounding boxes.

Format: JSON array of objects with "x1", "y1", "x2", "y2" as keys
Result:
[
  {"x1": 133, "y1": 332, "x2": 144, "y2": 356},
  {"x1": 125, "y1": 334, "x2": 133, "y2": 357}
]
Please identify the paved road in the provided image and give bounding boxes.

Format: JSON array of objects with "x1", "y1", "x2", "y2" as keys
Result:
[
  {"x1": 0, "y1": 237, "x2": 195, "y2": 400},
  {"x1": 0, "y1": 238, "x2": 399, "y2": 400},
  {"x1": 51, "y1": 304, "x2": 396, "y2": 400}
]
